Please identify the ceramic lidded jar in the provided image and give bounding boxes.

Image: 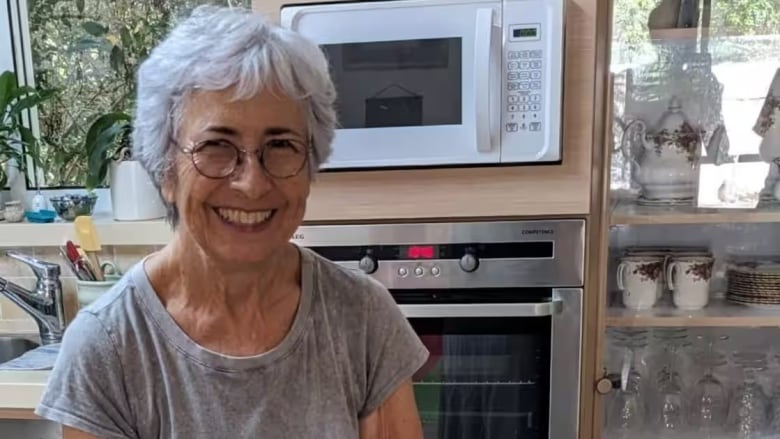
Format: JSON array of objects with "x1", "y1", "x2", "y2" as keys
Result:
[{"x1": 622, "y1": 96, "x2": 702, "y2": 202}]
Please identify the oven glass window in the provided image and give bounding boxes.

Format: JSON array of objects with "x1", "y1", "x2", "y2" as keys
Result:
[
  {"x1": 320, "y1": 38, "x2": 462, "y2": 129},
  {"x1": 411, "y1": 317, "x2": 551, "y2": 439}
]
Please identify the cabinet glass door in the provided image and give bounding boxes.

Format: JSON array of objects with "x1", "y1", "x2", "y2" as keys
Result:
[{"x1": 602, "y1": 0, "x2": 780, "y2": 437}]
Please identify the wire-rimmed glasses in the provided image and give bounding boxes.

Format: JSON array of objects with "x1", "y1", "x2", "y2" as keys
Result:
[{"x1": 174, "y1": 137, "x2": 310, "y2": 179}]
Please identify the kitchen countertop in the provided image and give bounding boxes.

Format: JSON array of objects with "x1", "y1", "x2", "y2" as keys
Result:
[{"x1": 0, "y1": 370, "x2": 48, "y2": 414}]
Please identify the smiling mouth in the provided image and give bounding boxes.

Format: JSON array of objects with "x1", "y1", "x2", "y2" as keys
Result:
[{"x1": 214, "y1": 207, "x2": 276, "y2": 226}]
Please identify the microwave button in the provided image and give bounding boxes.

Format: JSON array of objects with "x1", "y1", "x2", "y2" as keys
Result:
[
  {"x1": 531, "y1": 94, "x2": 541, "y2": 102},
  {"x1": 508, "y1": 95, "x2": 519, "y2": 104},
  {"x1": 520, "y1": 95, "x2": 530, "y2": 103},
  {"x1": 521, "y1": 104, "x2": 530, "y2": 112},
  {"x1": 531, "y1": 60, "x2": 543, "y2": 69},
  {"x1": 530, "y1": 122, "x2": 542, "y2": 131},
  {"x1": 508, "y1": 104, "x2": 519, "y2": 112},
  {"x1": 519, "y1": 82, "x2": 530, "y2": 90},
  {"x1": 520, "y1": 51, "x2": 530, "y2": 59},
  {"x1": 508, "y1": 72, "x2": 519, "y2": 80},
  {"x1": 508, "y1": 61, "x2": 520, "y2": 70},
  {"x1": 413, "y1": 266, "x2": 425, "y2": 277},
  {"x1": 520, "y1": 122, "x2": 527, "y2": 130},
  {"x1": 531, "y1": 71, "x2": 542, "y2": 79},
  {"x1": 508, "y1": 51, "x2": 521, "y2": 60},
  {"x1": 507, "y1": 82, "x2": 518, "y2": 91},
  {"x1": 531, "y1": 81, "x2": 542, "y2": 90},
  {"x1": 506, "y1": 122, "x2": 519, "y2": 132},
  {"x1": 518, "y1": 72, "x2": 529, "y2": 80},
  {"x1": 520, "y1": 61, "x2": 530, "y2": 69},
  {"x1": 398, "y1": 267, "x2": 409, "y2": 278},
  {"x1": 530, "y1": 50, "x2": 543, "y2": 59},
  {"x1": 430, "y1": 266, "x2": 441, "y2": 277},
  {"x1": 531, "y1": 103, "x2": 542, "y2": 111}
]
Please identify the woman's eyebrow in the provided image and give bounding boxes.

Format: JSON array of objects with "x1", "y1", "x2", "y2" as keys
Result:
[
  {"x1": 203, "y1": 125, "x2": 240, "y2": 136},
  {"x1": 264, "y1": 126, "x2": 304, "y2": 137}
]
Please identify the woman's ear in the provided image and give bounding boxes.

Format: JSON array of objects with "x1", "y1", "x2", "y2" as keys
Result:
[{"x1": 160, "y1": 165, "x2": 177, "y2": 205}]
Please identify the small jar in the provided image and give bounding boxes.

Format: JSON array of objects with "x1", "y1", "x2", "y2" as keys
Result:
[{"x1": 4, "y1": 200, "x2": 24, "y2": 222}]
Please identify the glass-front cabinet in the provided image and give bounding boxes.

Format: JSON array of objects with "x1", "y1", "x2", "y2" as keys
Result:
[{"x1": 599, "y1": 0, "x2": 780, "y2": 437}]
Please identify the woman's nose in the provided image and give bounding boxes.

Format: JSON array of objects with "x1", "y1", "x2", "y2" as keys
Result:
[{"x1": 229, "y1": 153, "x2": 272, "y2": 199}]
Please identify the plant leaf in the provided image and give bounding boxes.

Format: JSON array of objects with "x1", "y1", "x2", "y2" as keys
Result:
[
  {"x1": 8, "y1": 89, "x2": 56, "y2": 118},
  {"x1": 109, "y1": 46, "x2": 125, "y2": 75},
  {"x1": 0, "y1": 71, "x2": 18, "y2": 114},
  {"x1": 76, "y1": 0, "x2": 85, "y2": 13},
  {"x1": 82, "y1": 21, "x2": 108, "y2": 37}
]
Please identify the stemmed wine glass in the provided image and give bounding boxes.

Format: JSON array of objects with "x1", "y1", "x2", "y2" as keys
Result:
[
  {"x1": 688, "y1": 334, "x2": 729, "y2": 437},
  {"x1": 727, "y1": 352, "x2": 769, "y2": 438},
  {"x1": 605, "y1": 329, "x2": 648, "y2": 439}
]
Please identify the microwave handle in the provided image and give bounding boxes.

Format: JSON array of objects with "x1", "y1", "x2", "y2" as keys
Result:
[
  {"x1": 398, "y1": 300, "x2": 562, "y2": 318},
  {"x1": 474, "y1": 8, "x2": 494, "y2": 152}
]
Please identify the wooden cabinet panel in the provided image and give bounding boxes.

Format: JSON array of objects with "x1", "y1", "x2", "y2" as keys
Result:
[{"x1": 253, "y1": 0, "x2": 597, "y2": 222}]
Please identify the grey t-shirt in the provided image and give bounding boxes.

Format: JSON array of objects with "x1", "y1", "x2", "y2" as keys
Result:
[{"x1": 35, "y1": 247, "x2": 428, "y2": 439}]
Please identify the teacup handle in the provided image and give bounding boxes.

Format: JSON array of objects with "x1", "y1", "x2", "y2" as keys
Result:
[
  {"x1": 666, "y1": 262, "x2": 678, "y2": 291},
  {"x1": 617, "y1": 262, "x2": 627, "y2": 290}
]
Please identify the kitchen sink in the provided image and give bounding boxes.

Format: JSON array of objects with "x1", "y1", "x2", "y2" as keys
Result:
[{"x1": 0, "y1": 336, "x2": 39, "y2": 365}]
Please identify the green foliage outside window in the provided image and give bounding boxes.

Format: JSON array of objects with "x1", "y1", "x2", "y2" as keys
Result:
[{"x1": 27, "y1": 0, "x2": 249, "y2": 187}]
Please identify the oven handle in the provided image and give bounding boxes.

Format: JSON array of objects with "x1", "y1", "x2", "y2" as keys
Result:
[
  {"x1": 398, "y1": 300, "x2": 563, "y2": 318},
  {"x1": 474, "y1": 8, "x2": 493, "y2": 152}
]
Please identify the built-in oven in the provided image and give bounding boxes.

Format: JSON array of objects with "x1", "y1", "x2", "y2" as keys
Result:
[
  {"x1": 296, "y1": 220, "x2": 584, "y2": 438},
  {"x1": 281, "y1": 0, "x2": 565, "y2": 170}
]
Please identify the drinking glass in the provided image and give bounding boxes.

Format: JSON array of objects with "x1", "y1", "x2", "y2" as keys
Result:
[
  {"x1": 605, "y1": 330, "x2": 648, "y2": 438},
  {"x1": 650, "y1": 328, "x2": 690, "y2": 434},
  {"x1": 727, "y1": 352, "x2": 769, "y2": 438},
  {"x1": 688, "y1": 334, "x2": 729, "y2": 437}
]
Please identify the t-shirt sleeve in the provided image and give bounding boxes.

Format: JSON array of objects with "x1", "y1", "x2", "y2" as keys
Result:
[
  {"x1": 360, "y1": 280, "x2": 429, "y2": 418},
  {"x1": 35, "y1": 311, "x2": 137, "y2": 439}
]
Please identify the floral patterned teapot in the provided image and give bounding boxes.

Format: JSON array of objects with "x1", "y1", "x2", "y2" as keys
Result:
[{"x1": 621, "y1": 97, "x2": 705, "y2": 202}]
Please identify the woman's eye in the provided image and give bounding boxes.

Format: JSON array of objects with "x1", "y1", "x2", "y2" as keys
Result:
[{"x1": 267, "y1": 138, "x2": 296, "y2": 149}]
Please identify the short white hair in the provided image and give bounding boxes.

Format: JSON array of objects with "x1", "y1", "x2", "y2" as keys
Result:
[{"x1": 132, "y1": 5, "x2": 337, "y2": 226}]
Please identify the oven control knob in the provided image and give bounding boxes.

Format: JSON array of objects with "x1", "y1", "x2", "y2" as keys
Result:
[
  {"x1": 459, "y1": 253, "x2": 479, "y2": 272},
  {"x1": 358, "y1": 255, "x2": 378, "y2": 274}
]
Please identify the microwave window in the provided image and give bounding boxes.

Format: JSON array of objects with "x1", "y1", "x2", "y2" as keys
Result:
[{"x1": 320, "y1": 38, "x2": 462, "y2": 129}]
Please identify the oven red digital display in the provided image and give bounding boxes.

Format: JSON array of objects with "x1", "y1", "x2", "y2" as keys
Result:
[{"x1": 406, "y1": 245, "x2": 435, "y2": 259}]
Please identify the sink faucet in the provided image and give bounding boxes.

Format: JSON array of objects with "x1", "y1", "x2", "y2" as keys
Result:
[{"x1": 0, "y1": 251, "x2": 65, "y2": 345}]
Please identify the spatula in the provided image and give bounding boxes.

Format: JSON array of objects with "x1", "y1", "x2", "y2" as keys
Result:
[{"x1": 74, "y1": 216, "x2": 104, "y2": 281}]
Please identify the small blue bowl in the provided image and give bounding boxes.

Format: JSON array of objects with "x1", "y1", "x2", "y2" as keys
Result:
[{"x1": 25, "y1": 209, "x2": 57, "y2": 223}]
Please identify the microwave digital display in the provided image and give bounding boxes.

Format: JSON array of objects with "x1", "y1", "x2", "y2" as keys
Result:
[{"x1": 513, "y1": 27, "x2": 538, "y2": 38}]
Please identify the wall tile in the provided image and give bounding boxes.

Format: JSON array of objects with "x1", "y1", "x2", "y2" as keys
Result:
[
  {"x1": 113, "y1": 246, "x2": 158, "y2": 274},
  {"x1": 0, "y1": 247, "x2": 36, "y2": 277},
  {"x1": 0, "y1": 277, "x2": 37, "y2": 321}
]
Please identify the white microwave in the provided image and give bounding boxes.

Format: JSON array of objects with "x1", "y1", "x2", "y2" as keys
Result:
[{"x1": 281, "y1": 0, "x2": 564, "y2": 170}]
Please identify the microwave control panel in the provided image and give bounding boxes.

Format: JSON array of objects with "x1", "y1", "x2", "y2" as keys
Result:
[{"x1": 501, "y1": 0, "x2": 564, "y2": 162}]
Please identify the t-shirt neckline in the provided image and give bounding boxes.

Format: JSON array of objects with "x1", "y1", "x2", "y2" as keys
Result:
[{"x1": 130, "y1": 245, "x2": 314, "y2": 372}]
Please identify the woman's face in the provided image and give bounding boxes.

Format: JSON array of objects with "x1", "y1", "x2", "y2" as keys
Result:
[{"x1": 164, "y1": 86, "x2": 311, "y2": 267}]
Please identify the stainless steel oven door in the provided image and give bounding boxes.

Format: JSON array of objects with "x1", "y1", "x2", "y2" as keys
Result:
[{"x1": 400, "y1": 288, "x2": 581, "y2": 439}]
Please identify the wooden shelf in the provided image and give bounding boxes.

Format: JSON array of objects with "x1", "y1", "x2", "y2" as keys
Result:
[
  {"x1": 610, "y1": 200, "x2": 780, "y2": 225},
  {"x1": 606, "y1": 299, "x2": 780, "y2": 327}
]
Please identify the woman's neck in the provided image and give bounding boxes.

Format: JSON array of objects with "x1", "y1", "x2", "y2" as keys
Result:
[
  {"x1": 147, "y1": 232, "x2": 301, "y2": 313},
  {"x1": 143, "y1": 231, "x2": 303, "y2": 355}
]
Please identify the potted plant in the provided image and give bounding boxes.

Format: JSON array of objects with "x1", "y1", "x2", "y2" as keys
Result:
[
  {"x1": 0, "y1": 71, "x2": 53, "y2": 197},
  {"x1": 84, "y1": 112, "x2": 165, "y2": 221}
]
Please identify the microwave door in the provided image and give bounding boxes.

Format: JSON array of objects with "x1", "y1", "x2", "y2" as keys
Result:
[{"x1": 281, "y1": 1, "x2": 501, "y2": 169}]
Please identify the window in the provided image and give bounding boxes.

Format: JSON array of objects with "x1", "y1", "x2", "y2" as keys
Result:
[{"x1": 2, "y1": 0, "x2": 249, "y2": 195}]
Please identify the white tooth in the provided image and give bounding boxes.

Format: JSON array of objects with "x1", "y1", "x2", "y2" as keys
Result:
[{"x1": 218, "y1": 208, "x2": 272, "y2": 225}]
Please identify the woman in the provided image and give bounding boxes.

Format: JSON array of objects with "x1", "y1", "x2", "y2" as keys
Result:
[{"x1": 35, "y1": 6, "x2": 428, "y2": 438}]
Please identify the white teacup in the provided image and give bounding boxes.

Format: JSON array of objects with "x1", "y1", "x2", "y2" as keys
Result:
[
  {"x1": 618, "y1": 256, "x2": 664, "y2": 310},
  {"x1": 666, "y1": 256, "x2": 714, "y2": 310}
]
